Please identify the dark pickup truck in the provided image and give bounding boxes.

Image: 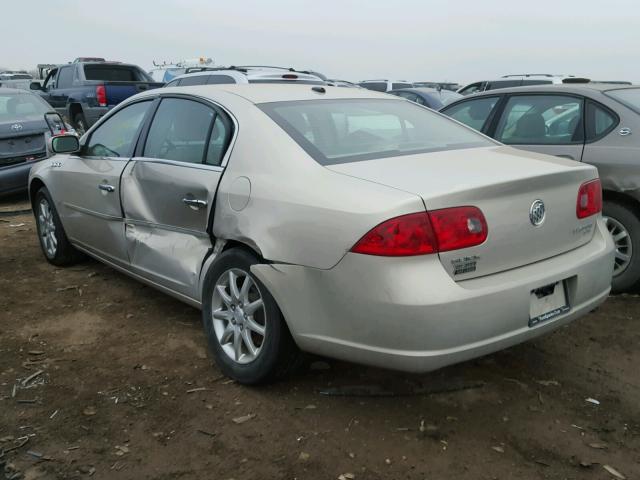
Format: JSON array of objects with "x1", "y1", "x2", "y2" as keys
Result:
[{"x1": 30, "y1": 61, "x2": 163, "y2": 134}]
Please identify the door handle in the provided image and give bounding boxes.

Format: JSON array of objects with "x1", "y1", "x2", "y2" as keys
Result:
[
  {"x1": 182, "y1": 198, "x2": 207, "y2": 209},
  {"x1": 98, "y1": 184, "x2": 115, "y2": 193}
]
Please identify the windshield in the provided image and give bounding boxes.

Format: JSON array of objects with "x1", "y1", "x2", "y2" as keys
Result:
[
  {"x1": 0, "y1": 92, "x2": 52, "y2": 120},
  {"x1": 260, "y1": 99, "x2": 494, "y2": 165},
  {"x1": 605, "y1": 88, "x2": 640, "y2": 114}
]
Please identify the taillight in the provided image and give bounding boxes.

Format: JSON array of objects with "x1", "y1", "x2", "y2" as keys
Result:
[
  {"x1": 576, "y1": 179, "x2": 602, "y2": 219},
  {"x1": 429, "y1": 206, "x2": 488, "y2": 252},
  {"x1": 350, "y1": 207, "x2": 487, "y2": 257},
  {"x1": 96, "y1": 85, "x2": 107, "y2": 107}
]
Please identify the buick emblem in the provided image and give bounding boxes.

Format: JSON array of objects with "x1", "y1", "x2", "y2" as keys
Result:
[
  {"x1": 10, "y1": 123, "x2": 23, "y2": 132},
  {"x1": 529, "y1": 200, "x2": 546, "y2": 226}
]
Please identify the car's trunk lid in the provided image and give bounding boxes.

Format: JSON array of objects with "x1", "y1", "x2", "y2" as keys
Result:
[{"x1": 327, "y1": 146, "x2": 600, "y2": 280}]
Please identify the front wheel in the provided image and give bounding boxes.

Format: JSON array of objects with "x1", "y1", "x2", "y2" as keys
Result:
[
  {"x1": 201, "y1": 248, "x2": 300, "y2": 384},
  {"x1": 34, "y1": 187, "x2": 84, "y2": 266},
  {"x1": 603, "y1": 201, "x2": 640, "y2": 293}
]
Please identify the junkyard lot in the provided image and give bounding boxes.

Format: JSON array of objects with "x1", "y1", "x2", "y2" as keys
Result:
[{"x1": 0, "y1": 196, "x2": 638, "y2": 480}]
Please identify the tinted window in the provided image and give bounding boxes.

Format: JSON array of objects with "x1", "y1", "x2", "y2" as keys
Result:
[
  {"x1": 57, "y1": 67, "x2": 74, "y2": 88},
  {"x1": 205, "y1": 115, "x2": 232, "y2": 166},
  {"x1": 260, "y1": 99, "x2": 494, "y2": 165},
  {"x1": 392, "y1": 83, "x2": 413, "y2": 90},
  {"x1": 144, "y1": 98, "x2": 215, "y2": 164},
  {"x1": 208, "y1": 75, "x2": 237, "y2": 84},
  {"x1": 443, "y1": 97, "x2": 499, "y2": 131},
  {"x1": 86, "y1": 101, "x2": 151, "y2": 157},
  {"x1": 84, "y1": 65, "x2": 151, "y2": 82},
  {"x1": 485, "y1": 80, "x2": 522, "y2": 91},
  {"x1": 359, "y1": 82, "x2": 387, "y2": 92},
  {"x1": 495, "y1": 95, "x2": 583, "y2": 145},
  {"x1": 605, "y1": 88, "x2": 640, "y2": 113},
  {"x1": 178, "y1": 75, "x2": 209, "y2": 86},
  {"x1": 586, "y1": 102, "x2": 617, "y2": 140}
]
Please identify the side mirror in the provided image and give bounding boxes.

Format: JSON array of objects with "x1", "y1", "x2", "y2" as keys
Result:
[
  {"x1": 49, "y1": 134, "x2": 80, "y2": 154},
  {"x1": 30, "y1": 82, "x2": 42, "y2": 91}
]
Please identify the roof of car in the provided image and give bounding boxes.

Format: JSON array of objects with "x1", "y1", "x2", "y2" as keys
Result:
[
  {"x1": 459, "y1": 83, "x2": 639, "y2": 97},
  {"x1": 156, "y1": 83, "x2": 394, "y2": 104}
]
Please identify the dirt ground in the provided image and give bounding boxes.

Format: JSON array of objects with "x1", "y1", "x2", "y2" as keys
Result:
[{"x1": 0, "y1": 194, "x2": 639, "y2": 480}]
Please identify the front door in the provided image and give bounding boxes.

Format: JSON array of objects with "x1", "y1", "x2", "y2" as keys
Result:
[
  {"x1": 120, "y1": 96, "x2": 233, "y2": 299},
  {"x1": 491, "y1": 94, "x2": 585, "y2": 161},
  {"x1": 54, "y1": 100, "x2": 154, "y2": 265}
]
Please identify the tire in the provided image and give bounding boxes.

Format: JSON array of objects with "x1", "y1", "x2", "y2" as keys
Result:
[
  {"x1": 201, "y1": 248, "x2": 300, "y2": 384},
  {"x1": 73, "y1": 112, "x2": 88, "y2": 136},
  {"x1": 33, "y1": 187, "x2": 84, "y2": 266},
  {"x1": 603, "y1": 200, "x2": 640, "y2": 293}
]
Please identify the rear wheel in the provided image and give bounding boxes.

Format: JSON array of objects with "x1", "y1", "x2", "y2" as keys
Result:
[
  {"x1": 201, "y1": 248, "x2": 300, "y2": 384},
  {"x1": 34, "y1": 187, "x2": 83, "y2": 266},
  {"x1": 73, "y1": 112, "x2": 88, "y2": 136},
  {"x1": 603, "y1": 200, "x2": 640, "y2": 293}
]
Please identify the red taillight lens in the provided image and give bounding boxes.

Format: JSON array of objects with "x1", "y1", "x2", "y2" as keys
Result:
[
  {"x1": 429, "y1": 206, "x2": 488, "y2": 252},
  {"x1": 576, "y1": 179, "x2": 602, "y2": 219},
  {"x1": 350, "y1": 207, "x2": 488, "y2": 257},
  {"x1": 96, "y1": 85, "x2": 107, "y2": 107},
  {"x1": 350, "y1": 212, "x2": 437, "y2": 256}
]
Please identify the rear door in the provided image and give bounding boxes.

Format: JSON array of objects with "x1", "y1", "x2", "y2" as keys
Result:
[
  {"x1": 489, "y1": 93, "x2": 585, "y2": 160},
  {"x1": 54, "y1": 99, "x2": 154, "y2": 265},
  {"x1": 121, "y1": 96, "x2": 234, "y2": 299}
]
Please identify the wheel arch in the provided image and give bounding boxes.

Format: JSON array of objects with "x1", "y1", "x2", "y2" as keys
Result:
[
  {"x1": 29, "y1": 177, "x2": 46, "y2": 209},
  {"x1": 603, "y1": 189, "x2": 640, "y2": 216}
]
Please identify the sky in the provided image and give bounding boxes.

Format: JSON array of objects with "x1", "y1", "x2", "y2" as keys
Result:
[{"x1": 4, "y1": 0, "x2": 640, "y2": 84}]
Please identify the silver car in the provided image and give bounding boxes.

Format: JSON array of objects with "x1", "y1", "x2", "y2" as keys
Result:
[
  {"x1": 29, "y1": 85, "x2": 614, "y2": 384},
  {"x1": 440, "y1": 84, "x2": 640, "y2": 293}
]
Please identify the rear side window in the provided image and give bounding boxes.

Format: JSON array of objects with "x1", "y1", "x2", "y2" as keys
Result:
[
  {"x1": 392, "y1": 83, "x2": 413, "y2": 90},
  {"x1": 485, "y1": 80, "x2": 522, "y2": 91},
  {"x1": 179, "y1": 75, "x2": 209, "y2": 86},
  {"x1": 442, "y1": 97, "x2": 499, "y2": 131},
  {"x1": 208, "y1": 75, "x2": 237, "y2": 84},
  {"x1": 85, "y1": 101, "x2": 151, "y2": 157},
  {"x1": 586, "y1": 102, "x2": 618, "y2": 141},
  {"x1": 359, "y1": 82, "x2": 387, "y2": 92},
  {"x1": 205, "y1": 115, "x2": 232, "y2": 166},
  {"x1": 495, "y1": 95, "x2": 583, "y2": 145},
  {"x1": 84, "y1": 65, "x2": 151, "y2": 82},
  {"x1": 521, "y1": 80, "x2": 552, "y2": 86},
  {"x1": 144, "y1": 98, "x2": 215, "y2": 164},
  {"x1": 260, "y1": 99, "x2": 494, "y2": 165}
]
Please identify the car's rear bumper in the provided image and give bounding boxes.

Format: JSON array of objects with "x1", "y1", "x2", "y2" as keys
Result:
[
  {"x1": 0, "y1": 161, "x2": 34, "y2": 196},
  {"x1": 252, "y1": 218, "x2": 614, "y2": 373}
]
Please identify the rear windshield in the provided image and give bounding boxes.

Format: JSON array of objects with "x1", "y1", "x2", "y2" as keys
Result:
[
  {"x1": 605, "y1": 88, "x2": 640, "y2": 114},
  {"x1": 0, "y1": 92, "x2": 51, "y2": 119},
  {"x1": 260, "y1": 99, "x2": 494, "y2": 165},
  {"x1": 84, "y1": 65, "x2": 152, "y2": 82}
]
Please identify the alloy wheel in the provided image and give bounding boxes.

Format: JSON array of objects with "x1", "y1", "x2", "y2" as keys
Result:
[
  {"x1": 604, "y1": 215, "x2": 633, "y2": 276},
  {"x1": 37, "y1": 198, "x2": 57, "y2": 258},
  {"x1": 211, "y1": 268, "x2": 266, "y2": 364}
]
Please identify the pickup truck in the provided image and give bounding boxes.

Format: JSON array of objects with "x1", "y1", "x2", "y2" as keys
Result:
[{"x1": 30, "y1": 61, "x2": 163, "y2": 134}]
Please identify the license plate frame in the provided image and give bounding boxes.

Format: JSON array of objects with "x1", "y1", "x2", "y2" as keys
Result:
[{"x1": 529, "y1": 280, "x2": 570, "y2": 327}]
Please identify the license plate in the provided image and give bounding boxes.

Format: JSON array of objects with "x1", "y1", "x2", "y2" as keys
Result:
[{"x1": 529, "y1": 281, "x2": 570, "y2": 327}]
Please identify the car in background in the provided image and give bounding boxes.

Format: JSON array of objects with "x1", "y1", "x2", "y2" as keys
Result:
[
  {"x1": 441, "y1": 84, "x2": 640, "y2": 292},
  {"x1": 457, "y1": 74, "x2": 589, "y2": 95},
  {"x1": 358, "y1": 80, "x2": 414, "y2": 92},
  {"x1": 0, "y1": 72, "x2": 34, "y2": 90},
  {"x1": 0, "y1": 88, "x2": 70, "y2": 196},
  {"x1": 414, "y1": 82, "x2": 461, "y2": 92},
  {"x1": 30, "y1": 60, "x2": 163, "y2": 134},
  {"x1": 326, "y1": 79, "x2": 361, "y2": 88},
  {"x1": 30, "y1": 84, "x2": 612, "y2": 384},
  {"x1": 388, "y1": 87, "x2": 463, "y2": 109},
  {"x1": 165, "y1": 66, "x2": 325, "y2": 87}
]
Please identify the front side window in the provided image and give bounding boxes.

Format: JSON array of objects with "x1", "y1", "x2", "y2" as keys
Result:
[
  {"x1": 495, "y1": 95, "x2": 583, "y2": 145},
  {"x1": 144, "y1": 98, "x2": 215, "y2": 164},
  {"x1": 43, "y1": 68, "x2": 58, "y2": 89},
  {"x1": 442, "y1": 97, "x2": 499, "y2": 131},
  {"x1": 85, "y1": 101, "x2": 151, "y2": 157},
  {"x1": 260, "y1": 99, "x2": 494, "y2": 165}
]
